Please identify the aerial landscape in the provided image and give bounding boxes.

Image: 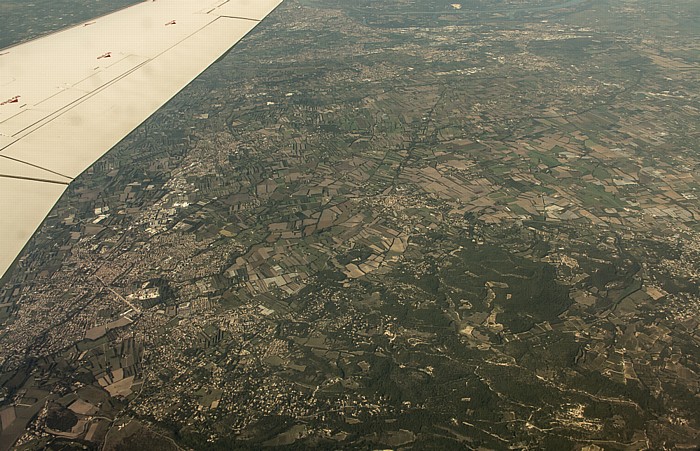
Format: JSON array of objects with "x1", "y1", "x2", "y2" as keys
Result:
[{"x1": 0, "y1": 0, "x2": 699, "y2": 449}]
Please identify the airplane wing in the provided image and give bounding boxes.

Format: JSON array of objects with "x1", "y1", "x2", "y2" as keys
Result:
[{"x1": 0, "y1": 0, "x2": 283, "y2": 279}]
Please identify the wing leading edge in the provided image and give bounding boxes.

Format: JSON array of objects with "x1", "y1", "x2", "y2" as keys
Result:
[{"x1": 0, "y1": 0, "x2": 284, "y2": 280}]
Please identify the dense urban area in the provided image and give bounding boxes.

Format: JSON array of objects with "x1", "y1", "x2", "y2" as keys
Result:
[{"x1": 1, "y1": 0, "x2": 699, "y2": 449}]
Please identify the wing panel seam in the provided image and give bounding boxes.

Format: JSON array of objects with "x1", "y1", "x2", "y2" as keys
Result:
[
  {"x1": 0, "y1": 173, "x2": 70, "y2": 185},
  {"x1": 0, "y1": 155, "x2": 73, "y2": 181},
  {"x1": 217, "y1": 15, "x2": 260, "y2": 22},
  {"x1": 9, "y1": 59, "x2": 151, "y2": 139},
  {"x1": 1, "y1": 16, "x2": 223, "y2": 150}
]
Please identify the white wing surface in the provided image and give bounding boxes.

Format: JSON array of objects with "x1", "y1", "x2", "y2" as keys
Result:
[{"x1": 0, "y1": 0, "x2": 284, "y2": 279}]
